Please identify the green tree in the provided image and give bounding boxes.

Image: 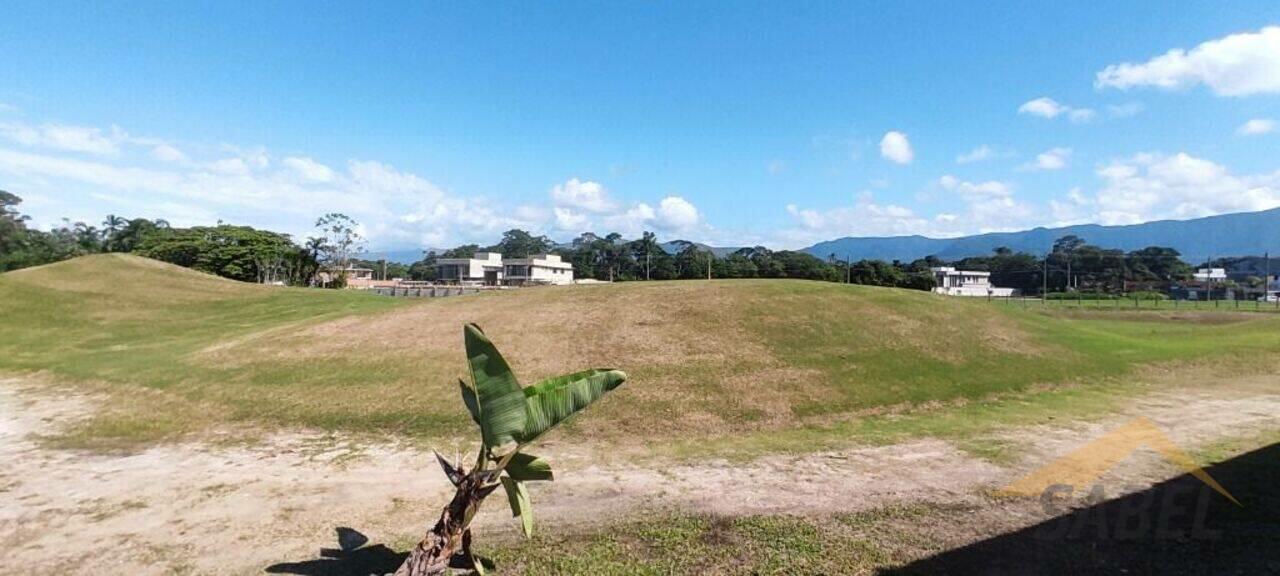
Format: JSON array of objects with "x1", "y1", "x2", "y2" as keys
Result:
[
  {"x1": 488, "y1": 229, "x2": 552, "y2": 258},
  {"x1": 314, "y1": 213, "x2": 363, "y2": 285},
  {"x1": 138, "y1": 224, "x2": 302, "y2": 283}
]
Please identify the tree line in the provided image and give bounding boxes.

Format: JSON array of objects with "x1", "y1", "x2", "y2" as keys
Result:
[
  {"x1": 0, "y1": 191, "x2": 361, "y2": 286},
  {"x1": 3, "y1": 190, "x2": 1221, "y2": 294}
]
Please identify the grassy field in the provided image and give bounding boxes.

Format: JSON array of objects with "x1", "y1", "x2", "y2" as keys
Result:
[{"x1": 4, "y1": 253, "x2": 1280, "y2": 450}]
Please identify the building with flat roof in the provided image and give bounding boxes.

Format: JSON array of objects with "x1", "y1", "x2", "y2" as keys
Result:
[
  {"x1": 435, "y1": 252, "x2": 505, "y2": 285},
  {"x1": 930, "y1": 267, "x2": 1015, "y2": 297},
  {"x1": 503, "y1": 253, "x2": 574, "y2": 285}
]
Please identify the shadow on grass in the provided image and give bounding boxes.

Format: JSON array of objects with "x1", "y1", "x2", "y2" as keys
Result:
[
  {"x1": 882, "y1": 442, "x2": 1280, "y2": 575},
  {"x1": 265, "y1": 527, "x2": 407, "y2": 576}
]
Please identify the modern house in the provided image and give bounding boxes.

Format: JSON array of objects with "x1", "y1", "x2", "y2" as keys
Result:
[
  {"x1": 930, "y1": 267, "x2": 1015, "y2": 297},
  {"x1": 435, "y1": 252, "x2": 506, "y2": 285},
  {"x1": 502, "y1": 253, "x2": 575, "y2": 285}
]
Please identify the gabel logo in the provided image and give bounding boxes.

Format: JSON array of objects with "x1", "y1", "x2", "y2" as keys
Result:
[{"x1": 999, "y1": 417, "x2": 1239, "y2": 506}]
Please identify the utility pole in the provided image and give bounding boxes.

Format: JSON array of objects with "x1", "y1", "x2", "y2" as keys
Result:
[
  {"x1": 706, "y1": 252, "x2": 712, "y2": 281},
  {"x1": 1266, "y1": 251, "x2": 1272, "y2": 302},
  {"x1": 646, "y1": 249, "x2": 651, "y2": 281},
  {"x1": 1042, "y1": 254, "x2": 1049, "y2": 302}
]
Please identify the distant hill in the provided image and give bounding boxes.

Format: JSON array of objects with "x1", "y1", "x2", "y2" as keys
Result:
[
  {"x1": 359, "y1": 248, "x2": 436, "y2": 264},
  {"x1": 659, "y1": 240, "x2": 743, "y2": 257},
  {"x1": 804, "y1": 208, "x2": 1280, "y2": 264}
]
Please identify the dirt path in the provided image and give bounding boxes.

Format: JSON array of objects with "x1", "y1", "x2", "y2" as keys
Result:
[{"x1": 1, "y1": 376, "x2": 1277, "y2": 575}]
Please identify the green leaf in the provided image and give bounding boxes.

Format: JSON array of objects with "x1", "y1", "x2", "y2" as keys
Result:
[
  {"x1": 501, "y1": 476, "x2": 534, "y2": 538},
  {"x1": 465, "y1": 324, "x2": 526, "y2": 450},
  {"x1": 459, "y1": 378, "x2": 480, "y2": 426},
  {"x1": 505, "y1": 452, "x2": 553, "y2": 482},
  {"x1": 519, "y1": 369, "x2": 627, "y2": 444}
]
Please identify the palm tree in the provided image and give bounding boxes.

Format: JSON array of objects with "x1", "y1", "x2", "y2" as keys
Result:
[
  {"x1": 101, "y1": 215, "x2": 126, "y2": 252},
  {"x1": 394, "y1": 325, "x2": 625, "y2": 576}
]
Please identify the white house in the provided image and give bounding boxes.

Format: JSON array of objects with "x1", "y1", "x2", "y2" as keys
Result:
[
  {"x1": 930, "y1": 267, "x2": 1015, "y2": 297},
  {"x1": 1194, "y1": 268, "x2": 1227, "y2": 282},
  {"x1": 435, "y1": 252, "x2": 505, "y2": 285},
  {"x1": 503, "y1": 253, "x2": 575, "y2": 285}
]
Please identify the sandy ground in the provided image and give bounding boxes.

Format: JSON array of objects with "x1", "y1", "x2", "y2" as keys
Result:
[{"x1": 1, "y1": 376, "x2": 1277, "y2": 575}]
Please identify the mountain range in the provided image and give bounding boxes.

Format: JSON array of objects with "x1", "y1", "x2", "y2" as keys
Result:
[
  {"x1": 369, "y1": 208, "x2": 1280, "y2": 265},
  {"x1": 802, "y1": 208, "x2": 1280, "y2": 265}
]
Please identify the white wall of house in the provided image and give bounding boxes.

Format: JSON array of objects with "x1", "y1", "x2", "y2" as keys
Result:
[
  {"x1": 503, "y1": 253, "x2": 574, "y2": 285},
  {"x1": 436, "y1": 252, "x2": 505, "y2": 284},
  {"x1": 930, "y1": 266, "x2": 1015, "y2": 297}
]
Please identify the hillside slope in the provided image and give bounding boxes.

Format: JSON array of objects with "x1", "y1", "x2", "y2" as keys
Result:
[
  {"x1": 806, "y1": 207, "x2": 1280, "y2": 263},
  {"x1": 4, "y1": 254, "x2": 1280, "y2": 448}
]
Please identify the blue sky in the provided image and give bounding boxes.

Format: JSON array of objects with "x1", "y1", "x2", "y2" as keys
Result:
[{"x1": 2, "y1": 1, "x2": 1279, "y2": 250}]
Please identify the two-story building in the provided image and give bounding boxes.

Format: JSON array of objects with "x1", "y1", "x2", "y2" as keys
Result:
[
  {"x1": 503, "y1": 253, "x2": 575, "y2": 285},
  {"x1": 433, "y1": 252, "x2": 576, "y2": 286},
  {"x1": 435, "y1": 252, "x2": 506, "y2": 285},
  {"x1": 930, "y1": 267, "x2": 1015, "y2": 297}
]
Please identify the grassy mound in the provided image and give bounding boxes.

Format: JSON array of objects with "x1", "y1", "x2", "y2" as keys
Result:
[{"x1": 4, "y1": 254, "x2": 1279, "y2": 449}]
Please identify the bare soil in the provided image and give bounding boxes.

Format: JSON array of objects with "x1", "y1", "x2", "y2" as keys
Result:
[{"x1": 1, "y1": 375, "x2": 1277, "y2": 575}]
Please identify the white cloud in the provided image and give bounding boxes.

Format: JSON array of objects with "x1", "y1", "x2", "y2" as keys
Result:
[
  {"x1": 766, "y1": 158, "x2": 787, "y2": 175},
  {"x1": 956, "y1": 145, "x2": 993, "y2": 164},
  {"x1": 1018, "y1": 97, "x2": 1066, "y2": 118},
  {"x1": 879, "y1": 131, "x2": 914, "y2": 164},
  {"x1": 1017, "y1": 97, "x2": 1094, "y2": 123},
  {"x1": 777, "y1": 176, "x2": 1034, "y2": 248},
  {"x1": 656, "y1": 196, "x2": 700, "y2": 231},
  {"x1": 0, "y1": 118, "x2": 720, "y2": 247},
  {"x1": 0, "y1": 122, "x2": 123, "y2": 155},
  {"x1": 152, "y1": 144, "x2": 187, "y2": 163},
  {"x1": 1238, "y1": 118, "x2": 1275, "y2": 136},
  {"x1": 283, "y1": 156, "x2": 335, "y2": 183},
  {"x1": 550, "y1": 178, "x2": 616, "y2": 213},
  {"x1": 1026, "y1": 147, "x2": 1072, "y2": 171},
  {"x1": 1096, "y1": 26, "x2": 1280, "y2": 96},
  {"x1": 1066, "y1": 152, "x2": 1280, "y2": 225},
  {"x1": 1107, "y1": 102, "x2": 1145, "y2": 118},
  {"x1": 778, "y1": 193, "x2": 929, "y2": 247}
]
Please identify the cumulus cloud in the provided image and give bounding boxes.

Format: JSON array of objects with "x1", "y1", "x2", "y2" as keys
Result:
[
  {"x1": 1017, "y1": 97, "x2": 1095, "y2": 123},
  {"x1": 550, "y1": 178, "x2": 616, "y2": 213},
  {"x1": 777, "y1": 192, "x2": 929, "y2": 247},
  {"x1": 777, "y1": 176, "x2": 1035, "y2": 248},
  {"x1": 1025, "y1": 147, "x2": 1072, "y2": 171},
  {"x1": 656, "y1": 196, "x2": 700, "y2": 230},
  {"x1": 1096, "y1": 26, "x2": 1280, "y2": 96},
  {"x1": 1065, "y1": 152, "x2": 1280, "y2": 225},
  {"x1": 879, "y1": 131, "x2": 914, "y2": 164},
  {"x1": 1238, "y1": 118, "x2": 1275, "y2": 136}
]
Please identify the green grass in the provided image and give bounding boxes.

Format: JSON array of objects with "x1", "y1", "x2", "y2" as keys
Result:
[
  {"x1": 482, "y1": 513, "x2": 902, "y2": 575},
  {"x1": 5, "y1": 254, "x2": 1280, "y2": 450}
]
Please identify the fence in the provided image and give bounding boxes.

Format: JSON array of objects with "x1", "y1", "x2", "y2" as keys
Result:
[
  {"x1": 990, "y1": 294, "x2": 1280, "y2": 313},
  {"x1": 368, "y1": 284, "x2": 486, "y2": 298}
]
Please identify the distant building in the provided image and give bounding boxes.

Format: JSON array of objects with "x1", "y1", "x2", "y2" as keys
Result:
[
  {"x1": 436, "y1": 252, "x2": 506, "y2": 285},
  {"x1": 930, "y1": 267, "x2": 1015, "y2": 297},
  {"x1": 317, "y1": 265, "x2": 375, "y2": 287},
  {"x1": 503, "y1": 253, "x2": 574, "y2": 285},
  {"x1": 1193, "y1": 268, "x2": 1227, "y2": 282}
]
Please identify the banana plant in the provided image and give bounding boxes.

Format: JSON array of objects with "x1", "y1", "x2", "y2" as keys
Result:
[{"x1": 393, "y1": 323, "x2": 626, "y2": 576}]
